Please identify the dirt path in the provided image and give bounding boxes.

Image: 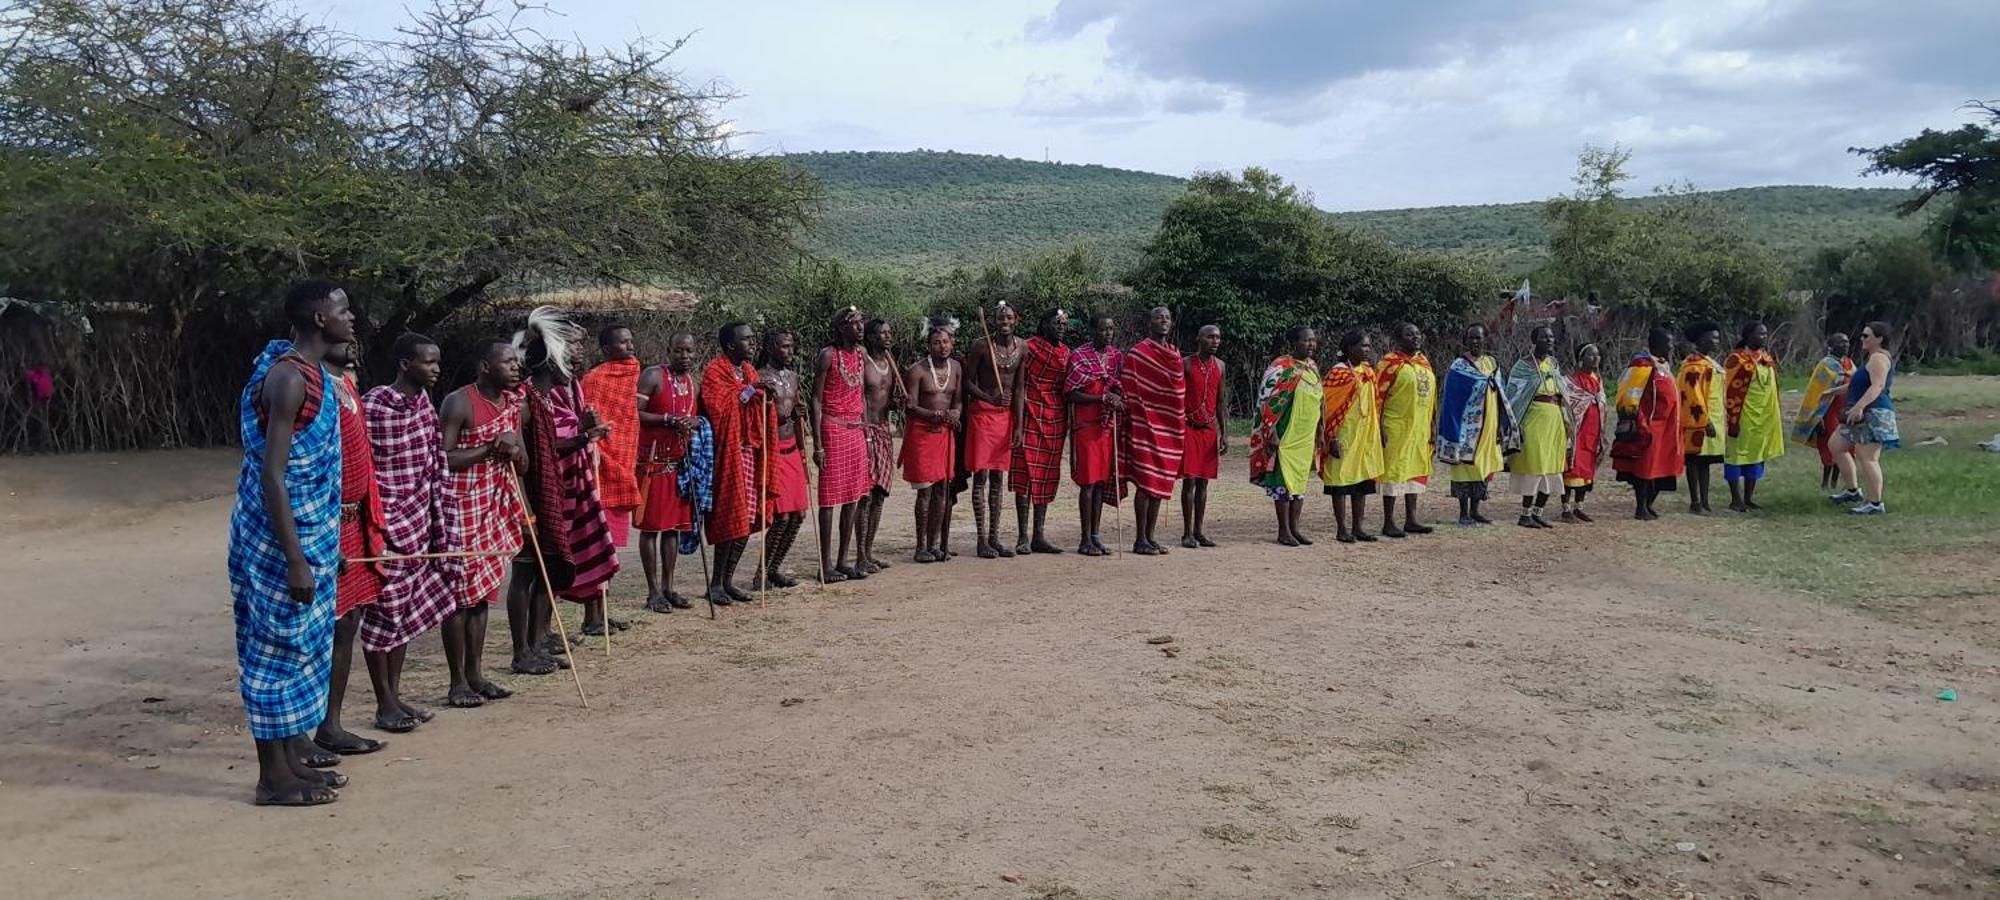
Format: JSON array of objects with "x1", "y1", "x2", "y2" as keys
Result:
[{"x1": 2, "y1": 451, "x2": 1995, "y2": 899}]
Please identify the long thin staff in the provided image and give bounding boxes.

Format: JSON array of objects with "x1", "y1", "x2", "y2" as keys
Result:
[
  {"x1": 1110, "y1": 411, "x2": 1126, "y2": 555},
  {"x1": 977, "y1": 307, "x2": 1009, "y2": 554},
  {"x1": 698, "y1": 536, "x2": 715, "y2": 620},
  {"x1": 886, "y1": 352, "x2": 909, "y2": 560},
  {"x1": 757, "y1": 395, "x2": 772, "y2": 604},
  {"x1": 805, "y1": 410, "x2": 827, "y2": 587},
  {"x1": 976, "y1": 306, "x2": 1005, "y2": 393},
  {"x1": 508, "y1": 468, "x2": 589, "y2": 709}
]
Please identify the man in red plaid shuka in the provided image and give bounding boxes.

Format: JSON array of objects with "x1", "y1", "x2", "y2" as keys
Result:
[
  {"x1": 314, "y1": 345, "x2": 390, "y2": 757},
  {"x1": 357, "y1": 333, "x2": 460, "y2": 733},
  {"x1": 1008, "y1": 308, "x2": 1072, "y2": 555},
  {"x1": 437, "y1": 340, "x2": 526, "y2": 709},
  {"x1": 1121, "y1": 307, "x2": 1187, "y2": 556},
  {"x1": 814, "y1": 307, "x2": 872, "y2": 581},
  {"x1": 700, "y1": 323, "x2": 766, "y2": 606}
]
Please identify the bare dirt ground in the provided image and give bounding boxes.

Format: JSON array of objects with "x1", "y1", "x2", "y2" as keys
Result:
[{"x1": 2, "y1": 447, "x2": 1997, "y2": 899}]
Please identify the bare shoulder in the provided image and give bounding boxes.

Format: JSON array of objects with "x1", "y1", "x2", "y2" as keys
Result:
[
  {"x1": 261, "y1": 360, "x2": 305, "y2": 407},
  {"x1": 438, "y1": 386, "x2": 469, "y2": 421}
]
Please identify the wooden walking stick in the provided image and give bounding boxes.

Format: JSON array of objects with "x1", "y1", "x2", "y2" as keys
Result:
[
  {"x1": 508, "y1": 468, "x2": 590, "y2": 709},
  {"x1": 1109, "y1": 412, "x2": 1125, "y2": 555},
  {"x1": 977, "y1": 306, "x2": 1009, "y2": 551},
  {"x1": 976, "y1": 305, "x2": 1006, "y2": 392},
  {"x1": 698, "y1": 536, "x2": 716, "y2": 620},
  {"x1": 804, "y1": 414, "x2": 828, "y2": 587},
  {"x1": 757, "y1": 394, "x2": 773, "y2": 604}
]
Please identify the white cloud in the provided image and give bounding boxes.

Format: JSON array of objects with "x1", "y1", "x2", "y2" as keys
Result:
[{"x1": 302, "y1": 0, "x2": 1987, "y2": 209}]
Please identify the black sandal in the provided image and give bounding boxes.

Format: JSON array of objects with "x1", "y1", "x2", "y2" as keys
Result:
[
  {"x1": 512, "y1": 657, "x2": 557, "y2": 676},
  {"x1": 447, "y1": 687, "x2": 486, "y2": 709},
  {"x1": 372, "y1": 712, "x2": 420, "y2": 734},
  {"x1": 254, "y1": 783, "x2": 339, "y2": 807},
  {"x1": 301, "y1": 748, "x2": 342, "y2": 768},
  {"x1": 315, "y1": 735, "x2": 384, "y2": 757}
]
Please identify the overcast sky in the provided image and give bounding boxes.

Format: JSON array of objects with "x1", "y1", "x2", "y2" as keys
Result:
[{"x1": 313, "y1": 0, "x2": 1995, "y2": 211}]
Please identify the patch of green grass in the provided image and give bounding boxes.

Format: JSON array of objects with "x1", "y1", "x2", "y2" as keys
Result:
[
  {"x1": 1884, "y1": 374, "x2": 2000, "y2": 417},
  {"x1": 1650, "y1": 375, "x2": 2000, "y2": 607},
  {"x1": 1909, "y1": 350, "x2": 2000, "y2": 377}
]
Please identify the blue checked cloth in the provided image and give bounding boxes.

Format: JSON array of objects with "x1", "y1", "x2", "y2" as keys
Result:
[
  {"x1": 228, "y1": 341, "x2": 342, "y2": 740},
  {"x1": 676, "y1": 416, "x2": 716, "y2": 555}
]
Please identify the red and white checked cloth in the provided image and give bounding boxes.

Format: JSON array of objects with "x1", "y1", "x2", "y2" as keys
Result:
[{"x1": 358, "y1": 385, "x2": 460, "y2": 650}]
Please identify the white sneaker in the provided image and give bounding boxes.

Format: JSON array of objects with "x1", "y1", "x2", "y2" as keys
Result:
[
  {"x1": 1848, "y1": 502, "x2": 1885, "y2": 515},
  {"x1": 1829, "y1": 490, "x2": 1863, "y2": 504}
]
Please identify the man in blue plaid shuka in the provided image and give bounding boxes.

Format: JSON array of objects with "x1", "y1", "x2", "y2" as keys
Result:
[{"x1": 227, "y1": 283, "x2": 357, "y2": 807}]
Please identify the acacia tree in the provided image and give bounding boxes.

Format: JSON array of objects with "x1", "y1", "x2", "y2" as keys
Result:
[
  {"x1": 1853, "y1": 101, "x2": 2000, "y2": 270},
  {"x1": 0, "y1": 0, "x2": 818, "y2": 345}
]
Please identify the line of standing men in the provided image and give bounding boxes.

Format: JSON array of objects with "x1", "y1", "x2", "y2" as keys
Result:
[{"x1": 227, "y1": 288, "x2": 1249, "y2": 807}]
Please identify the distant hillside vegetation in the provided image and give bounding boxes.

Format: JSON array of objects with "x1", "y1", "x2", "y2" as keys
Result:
[
  {"x1": 783, "y1": 151, "x2": 1183, "y2": 279},
  {"x1": 1336, "y1": 185, "x2": 1922, "y2": 273},
  {"x1": 784, "y1": 151, "x2": 1920, "y2": 278}
]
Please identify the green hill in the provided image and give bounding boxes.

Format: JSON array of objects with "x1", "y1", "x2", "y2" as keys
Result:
[
  {"x1": 784, "y1": 151, "x2": 1921, "y2": 279},
  {"x1": 783, "y1": 151, "x2": 1184, "y2": 279}
]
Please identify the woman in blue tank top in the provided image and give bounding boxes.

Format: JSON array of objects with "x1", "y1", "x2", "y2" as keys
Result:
[{"x1": 1829, "y1": 321, "x2": 1897, "y2": 515}]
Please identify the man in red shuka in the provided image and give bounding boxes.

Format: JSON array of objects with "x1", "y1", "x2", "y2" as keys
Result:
[
  {"x1": 902, "y1": 324, "x2": 965, "y2": 563},
  {"x1": 814, "y1": 307, "x2": 872, "y2": 581},
  {"x1": 700, "y1": 322, "x2": 769, "y2": 605},
  {"x1": 1121, "y1": 307, "x2": 1186, "y2": 556},
  {"x1": 755, "y1": 330, "x2": 811, "y2": 589},
  {"x1": 965, "y1": 302, "x2": 1025, "y2": 559},
  {"x1": 1067, "y1": 313, "x2": 1126, "y2": 557},
  {"x1": 635, "y1": 334, "x2": 701, "y2": 613},
  {"x1": 1009, "y1": 308, "x2": 1072, "y2": 555},
  {"x1": 1178, "y1": 324, "x2": 1226, "y2": 548}
]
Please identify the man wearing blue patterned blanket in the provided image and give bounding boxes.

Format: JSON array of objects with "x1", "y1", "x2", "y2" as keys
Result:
[{"x1": 227, "y1": 281, "x2": 357, "y2": 807}]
